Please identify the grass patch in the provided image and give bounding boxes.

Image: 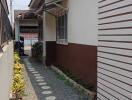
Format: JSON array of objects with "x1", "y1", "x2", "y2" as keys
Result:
[
  {"x1": 64, "y1": 80, "x2": 73, "y2": 87},
  {"x1": 54, "y1": 71, "x2": 73, "y2": 87},
  {"x1": 56, "y1": 73, "x2": 66, "y2": 81},
  {"x1": 54, "y1": 64, "x2": 95, "y2": 92},
  {"x1": 56, "y1": 74, "x2": 66, "y2": 80}
]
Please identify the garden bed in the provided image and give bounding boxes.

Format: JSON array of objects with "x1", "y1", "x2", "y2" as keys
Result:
[
  {"x1": 51, "y1": 65, "x2": 96, "y2": 100},
  {"x1": 10, "y1": 52, "x2": 25, "y2": 100}
]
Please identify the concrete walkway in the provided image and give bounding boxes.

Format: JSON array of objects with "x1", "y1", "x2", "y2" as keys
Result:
[{"x1": 22, "y1": 57, "x2": 88, "y2": 100}]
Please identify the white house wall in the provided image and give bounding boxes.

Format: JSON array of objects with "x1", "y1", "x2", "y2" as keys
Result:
[
  {"x1": 44, "y1": 13, "x2": 56, "y2": 42},
  {"x1": 68, "y1": 0, "x2": 98, "y2": 46},
  {"x1": 44, "y1": 0, "x2": 98, "y2": 46},
  {"x1": 43, "y1": 0, "x2": 98, "y2": 88},
  {"x1": 43, "y1": 12, "x2": 56, "y2": 58}
]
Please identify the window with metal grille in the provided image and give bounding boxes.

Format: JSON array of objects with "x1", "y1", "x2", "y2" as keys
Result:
[
  {"x1": 0, "y1": 1, "x2": 12, "y2": 47},
  {"x1": 56, "y1": 12, "x2": 68, "y2": 44}
]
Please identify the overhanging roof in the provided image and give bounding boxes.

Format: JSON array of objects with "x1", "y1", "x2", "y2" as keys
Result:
[
  {"x1": 14, "y1": 10, "x2": 37, "y2": 20},
  {"x1": 29, "y1": 0, "x2": 44, "y2": 9},
  {"x1": 35, "y1": 0, "x2": 67, "y2": 17},
  {"x1": 45, "y1": 0, "x2": 68, "y2": 11},
  {"x1": 28, "y1": 0, "x2": 33, "y2": 7},
  {"x1": 44, "y1": 0, "x2": 68, "y2": 17},
  {"x1": 28, "y1": 0, "x2": 67, "y2": 17}
]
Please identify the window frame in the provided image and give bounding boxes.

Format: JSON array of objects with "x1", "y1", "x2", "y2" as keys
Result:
[
  {"x1": 0, "y1": 1, "x2": 12, "y2": 48},
  {"x1": 56, "y1": 11, "x2": 68, "y2": 45}
]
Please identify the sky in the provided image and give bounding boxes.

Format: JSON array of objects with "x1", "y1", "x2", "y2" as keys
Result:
[
  {"x1": 7, "y1": 0, "x2": 31, "y2": 22},
  {"x1": 7, "y1": 0, "x2": 30, "y2": 10}
]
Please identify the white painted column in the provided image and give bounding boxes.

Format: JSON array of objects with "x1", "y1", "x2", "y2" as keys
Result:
[
  {"x1": 43, "y1": 12, "x2": 46, "y2": 59},
  {"x1": 15, "y1": 20, "x2": 20, "y2": 41}
]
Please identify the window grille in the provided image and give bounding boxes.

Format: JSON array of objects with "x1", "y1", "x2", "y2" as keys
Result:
[
  {"x1": 0, "y1": 1, "x2": 12, "y2": 47},
  {"x1": 56, "y1": 11, "x2": 68, "y2": 44}
]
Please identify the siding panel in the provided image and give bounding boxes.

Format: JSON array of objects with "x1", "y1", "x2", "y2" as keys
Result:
[
  {"x1": 98, "y1": 82, "x2": 130, "y2": 100},
  {"x1": 98, "y1": 68, "x2": 132, "y2": 85},
  {"x1": 99, "y1": 1, "x2": 132, "y2": 14},
  {"x1": 99, "y1": 30, "x2": 132, "y2": 35},
  {"x1": 99, "y1": 14, "x2": 132, "y2": 24},
  {"x1": 99, "y1": 0, "x2": 124, "y2": 9},
  {"x1": 98, "y1": 52, "x2": 132, "y2": 65},
  {"x1": 98, "y1": 41, "x2": 132, "y2": 49},
  {"x1": 98, "y1": 0, "x2": 132, "y2": 99},
  {"x1": 98, "y1": 36, "x2": 132, "y2": 42},
  {"x1": 99, "y1": 4, "x2": 132, "y2": 18},
  {"x1": 98, "y1": 78, "x2": 132, "y2": 98},
  {"x1": 98, "y1": 61, "x2": 132, "y2": 79},
  {"x1": 97, "y1": 88, "x2": 117, "y2": 100},
  {"x1": 98, "y1": 73, "x2": 132, "y2": 92},
  {"x1": 99, "y1": 22, "x2": 132, "y2": 29},
  {"x1": 98, "y1": 47, "x2": 132, "y2": 56}
]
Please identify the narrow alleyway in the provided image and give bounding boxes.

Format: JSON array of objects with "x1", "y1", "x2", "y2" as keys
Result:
[{"x1": 22, "y1": 57, "x2": 88, "y2": 100}]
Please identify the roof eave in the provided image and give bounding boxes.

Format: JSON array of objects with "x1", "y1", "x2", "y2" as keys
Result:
[
  {"x1": 29, "y1": 0, "x2": 43, "y2": 9},
  {"x1": 28, "y1": 0, "x2": 35, "y2": 8}
]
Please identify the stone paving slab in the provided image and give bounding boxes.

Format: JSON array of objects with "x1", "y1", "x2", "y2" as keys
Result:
[
  {"x1": 22, "y1": 63, "x2": 38, "y2": 100},
  {"x1": 23, "y1": 57, "x2": 88, "y2": 100}
]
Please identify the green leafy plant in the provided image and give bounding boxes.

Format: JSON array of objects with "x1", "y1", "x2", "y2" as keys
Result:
[{"x1": 31, "y1": 42, "x2": 43, "y2": 62}]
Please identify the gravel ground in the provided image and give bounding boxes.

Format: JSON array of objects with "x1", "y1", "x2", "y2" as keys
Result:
[{"x1": 22, "y1": 57, "x2": 88, "y2": 100}]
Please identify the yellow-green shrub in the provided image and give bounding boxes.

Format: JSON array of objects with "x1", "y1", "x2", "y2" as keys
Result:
[
  {"x1": 14, "y1": 52, "x2": 20, "y2": 63},
  {"x1": 11, "y1": 52, "x2": 25, "y2": 98}
]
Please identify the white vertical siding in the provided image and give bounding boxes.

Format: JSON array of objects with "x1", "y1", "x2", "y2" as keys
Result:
[{"x1": 97, "y1": 0, "x2": 132, "y2": 99}]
